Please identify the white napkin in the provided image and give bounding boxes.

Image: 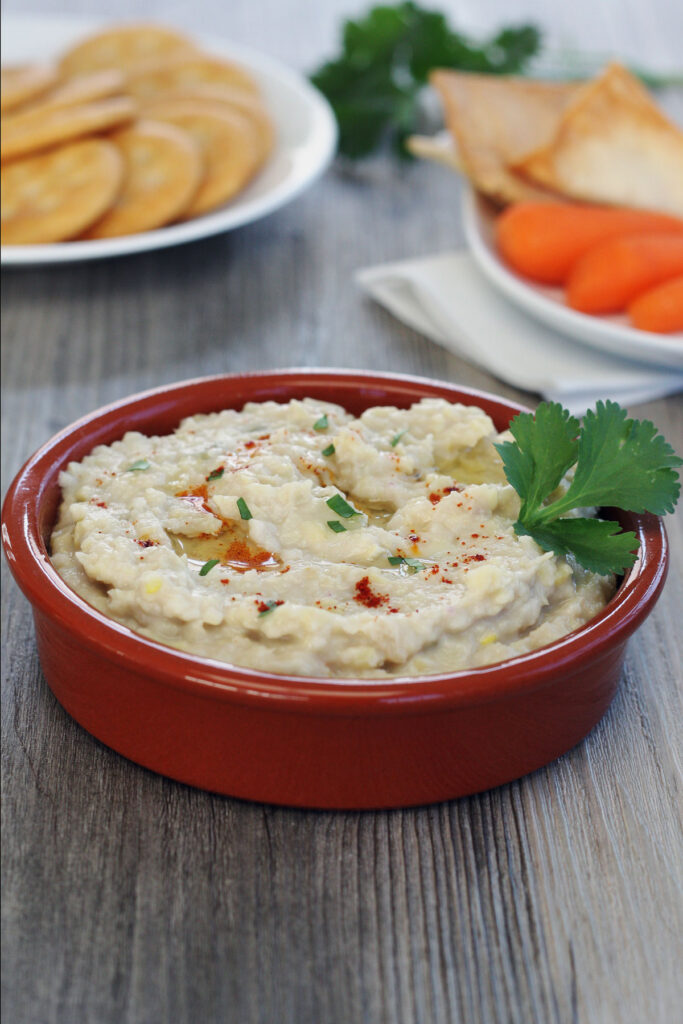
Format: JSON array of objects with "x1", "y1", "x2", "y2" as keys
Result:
[{"x1": 356, "y1": 251, "x2": 683, "y2": 414}]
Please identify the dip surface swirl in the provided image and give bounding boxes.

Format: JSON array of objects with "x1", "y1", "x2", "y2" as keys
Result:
[{"x1": 50, "y1": 398, "x2": 615, "y2": 677}]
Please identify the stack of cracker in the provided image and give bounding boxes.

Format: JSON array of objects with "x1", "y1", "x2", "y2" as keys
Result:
[{"x1": 1, "y1": 23, "x2": 275, "y2": 244}]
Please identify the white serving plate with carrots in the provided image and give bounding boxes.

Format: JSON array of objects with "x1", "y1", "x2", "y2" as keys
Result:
[{"x1": 463, "y1": 190, "x2": 683, "y2": 369}]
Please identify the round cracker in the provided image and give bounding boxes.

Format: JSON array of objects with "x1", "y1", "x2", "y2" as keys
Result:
[
  {"x1": 1, "y1": 138, "x2": 123, "y2": 244},
  {"x1": 59, "y1": 24, "x2": 195, "y2": 78},
  {"x1": 141, "y1": 85, "x2": 274, "y2": 163},
  {"x1": 82, "y1": 119, "x2": 202, "y2": 238},
  {"x1": 25, "y1": 70, "x2": 128, "y2": 113},
  {"x1": 0, "y1": 63, "x2": 60, "y2": 114},
  {"x1": 140, "y1": 102, "x2": 260, "y2": 216},
  {"x1": 127, "y1": 55, "x2": 261, "y2": 102},
  {"x1": 1, "y1": 96, "x2": 137, "y2": 162}
]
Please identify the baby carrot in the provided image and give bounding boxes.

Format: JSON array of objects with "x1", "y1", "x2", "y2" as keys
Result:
[
  {"x1": 566, "y1": 233, "x2": 683, "y2": 314},
  {"x1": 628, "y1": 275, "x2": 683, "y2": 334},
  {"x1": 496, "y1": 202, "x2": 683, "y2": 285}
]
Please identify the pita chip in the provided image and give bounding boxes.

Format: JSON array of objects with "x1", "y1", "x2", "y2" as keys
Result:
[
  {"x1": 405, "y1": 130, "x2": 464, "y2": 171},
  {"x1": 430, "y1": 70, "x2": 578, "y2": 204},
  {"x1": 515, "y1": 63, "x2": 683, "y2": 216}
]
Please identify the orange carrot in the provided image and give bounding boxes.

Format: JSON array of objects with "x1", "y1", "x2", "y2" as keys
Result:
[
  {"x1": 566, "y1": 233, "x2": 683, "y2": 314},
  {"x1": 496, "y1": 202, "x2": 683, "y2": 285},
  {"x1": 628, "y1": 275, "x2": 683, "y2": 334}
]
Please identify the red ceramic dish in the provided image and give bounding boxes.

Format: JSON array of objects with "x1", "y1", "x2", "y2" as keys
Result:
[{"x1": 1, "y1": 370, "x2": 669, "y2": 809}]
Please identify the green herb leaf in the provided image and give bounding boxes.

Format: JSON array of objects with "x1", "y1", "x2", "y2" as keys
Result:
[
  {"x1": 495, "y1": 403, "x2": 579, "y2": 521},
  {"x1": 547, "y1": 402, "x2": 682, "y2": 517},
  {"x1": 236, "y1": 497, "x2": 252, "y2": 520},
  {"x1": 310, "y1": 2, "x2": 540, "y2": 159},
  {"x1": 126, "y1": 458, "x2": 150, "y2": 472},
  {"x1": 387, "y1": 554, "x2": 425, "y2": 572},
  {"x1": 327, "y1": 520, "x2": 347, "y2": 533},
  {"x1": 390, "y1": 430, "x2": 406, "y2": 447},
  {"x1": 497, "y1": 400, "x2": 681, "y2": 574},
  {"x1": 258, "y1": 600, "x2": 281, "y2": 616},
  {"x1": 199, "y1": 559, "x2": 220, "y2": 577},
  {"x1": 515, "y1": 518, "x2": 639, "y2": 576},
  {"x1": 326, "y1": 494, "x2": 360, "y2": 518},
  {"x1": 207, "y1": 467, "x2": 224, "y2": 481},
  {"x1": 313, "y1": 414, "x2": 329, "y2": 431},
  {"x1": 322, "y1": 444, "x2": 336, "y2": 456}
]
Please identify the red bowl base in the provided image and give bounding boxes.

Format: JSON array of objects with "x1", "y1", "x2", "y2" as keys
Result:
[{"x1": 35, "y1": 607, "x2": 623, "y2": 809}]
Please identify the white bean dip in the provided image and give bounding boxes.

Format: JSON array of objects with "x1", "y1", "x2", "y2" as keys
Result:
[{"x1": 50, "y1": 398, "x2": 614, "y2": 677}]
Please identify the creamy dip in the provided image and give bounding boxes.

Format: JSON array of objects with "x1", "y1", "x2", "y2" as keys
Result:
[{"x1": 50, "y1": 397, "x2": 614, "y2": 677}]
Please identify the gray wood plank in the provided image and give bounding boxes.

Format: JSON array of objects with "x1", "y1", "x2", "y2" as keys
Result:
[{"x1": 2, "y1": 3, "x2": 682, "y2": 1024}]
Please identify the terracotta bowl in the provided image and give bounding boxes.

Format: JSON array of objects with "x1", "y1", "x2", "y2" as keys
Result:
[{"x1": 1, "y1": 370, "x2": 669, "y2": 809}]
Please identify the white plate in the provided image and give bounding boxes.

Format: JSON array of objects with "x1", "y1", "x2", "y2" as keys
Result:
[
  {"x1": 462, "y1": 189, "x2": 683, "y2": 370},
  {"x1": 1, "y1": 14, "x2": 337, "y2": 265}
]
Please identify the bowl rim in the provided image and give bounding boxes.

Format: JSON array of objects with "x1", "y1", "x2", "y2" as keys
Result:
[{"x1": 1, "y1": 368, "x2": 669, "y2": 716}]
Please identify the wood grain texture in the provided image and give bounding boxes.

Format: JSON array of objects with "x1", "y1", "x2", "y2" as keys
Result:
[{"x1": 2, "y1": 3, "x2": 682, "y2": 1023}]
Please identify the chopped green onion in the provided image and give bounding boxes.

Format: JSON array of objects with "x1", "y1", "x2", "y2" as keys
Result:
[
  {"x1": 258, "y1": 600, "x2": 280, "y2": 616},
  {"x1": 126, "y1": 458, "x2": 150, "y2": 472},
  {"x1": 199, "y1": 559, "x2": 220, "y2": 576},
  {"x1": 322, "y1": 444, "x2": 335, "y2": 457},
  {"x1": 327, "y1": 520, "x2": 346, "y2": 533},
  {"x1": 207, "y1": 467, "x2": 224, "y2": 481},
  {"x1": 390, "y1": 431, "x2": 406, "y2": 447},
  {"x1": 387, "y1": 555, "x2": 425, "y2": 572},
  {"x1": 313, "y1": 414, "x2": 329, "y2": 431},
  {"x1": 237, "y1": 497, "x2": 252, "y2": 520},
  {"x1": 326, "y1": 494, "x2": 359, "y2": 518}
]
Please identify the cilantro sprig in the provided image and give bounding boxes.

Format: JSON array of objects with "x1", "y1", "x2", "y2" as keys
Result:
[
  {"x1": 310, "y1": 2, "x2": 540, "y2": 158},
  {"x1": 495, "y1": 401, "x2": 681, "y2": 575}
]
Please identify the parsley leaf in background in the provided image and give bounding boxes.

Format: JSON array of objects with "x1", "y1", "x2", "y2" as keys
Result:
[
  {"x1": 495, "y1": 400, "x2": 681, "y2": 575},
  {"x1": 310, "y1": 2, "x2": 540, "y2": 158}
]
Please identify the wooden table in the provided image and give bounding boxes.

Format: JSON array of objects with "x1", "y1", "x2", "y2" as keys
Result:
[{"x1": 2, "y1": 3, "x2": 682, "y2": 1022}]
